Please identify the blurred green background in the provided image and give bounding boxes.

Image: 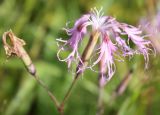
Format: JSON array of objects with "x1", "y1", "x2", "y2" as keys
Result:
[{"x1": 0, "y1": 0, "x2": 160, "y2": 115}]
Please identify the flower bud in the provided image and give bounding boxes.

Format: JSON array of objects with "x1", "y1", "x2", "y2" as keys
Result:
[{"x1": 2, "y1": 30, "x2": 36, "y2": 76}]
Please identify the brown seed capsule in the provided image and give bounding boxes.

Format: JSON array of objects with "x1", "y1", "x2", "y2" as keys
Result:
[{"x1": 2, "y1": 30, "x2": 36, "y2": 76}]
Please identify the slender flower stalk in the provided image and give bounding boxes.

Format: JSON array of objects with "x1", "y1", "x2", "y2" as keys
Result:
[
  {"x1": 97, "y1": 82, "x2": 104, "y2": 115},
  {"x1": 110, "y1": 69, "x2": 133, "y2": 105},
  {"x1": 58, "y1": 31, "x2": 100, "y2": 113},
  {"x1": 114, "y1": 69, "x2": 133, "y2": 97},
  {"x1": 96, "y1": 58, "x2": 107, "y2": 115},
  {"x1": 2, "y1": 30, "x2": 60, "y2": 111},
  {"x1": 77, "y1": 31, "x2": 100, "y2": 74}
]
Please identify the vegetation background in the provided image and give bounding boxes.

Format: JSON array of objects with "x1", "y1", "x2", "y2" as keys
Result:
[{"x1": 0, "y1": 0, "x2": 160, "y2": 115}]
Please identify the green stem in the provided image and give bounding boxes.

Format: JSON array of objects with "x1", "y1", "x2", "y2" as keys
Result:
[
  {"x1": 58, "y1": 31, "x2": 100, "y2": 113},
  {"x1": 97, "y1": 54, "x2": 106, "y2": 115},
  {"x1": 58, "y1": 74, "x2": 79, "y2": 114},
  {"x1": 97, "y1": 80, "x2": 105, "y2": 115},
  {"x1": 34, "y1": 74, "x2": 60, "y2": 109}
]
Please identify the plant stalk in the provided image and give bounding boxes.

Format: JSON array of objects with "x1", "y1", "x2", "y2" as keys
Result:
[
  {"x1": 58, "y1": 31, "x2": 100, "y2": 113},
  {"x1": 33, "y1": 74, "x2": 60, "y2": 109}
]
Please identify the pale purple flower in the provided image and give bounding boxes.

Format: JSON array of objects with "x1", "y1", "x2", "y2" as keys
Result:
[
  {"x1": 57, "y1": 14, "x2": 90, "y2": 68},
  {"x1": 92, "y1": 34, "x2": 117, "y2": 81},
  {"x1": 57, "y1": 8, "x2": 153, "y2": 84},
  {"x1": 120, "y1": 24, "x2": 152, "y2": 68}
]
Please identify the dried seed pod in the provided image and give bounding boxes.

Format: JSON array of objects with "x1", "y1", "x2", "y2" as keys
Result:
[{"x1": 2, "y1": 30, "x2": 36, "y2": 76}]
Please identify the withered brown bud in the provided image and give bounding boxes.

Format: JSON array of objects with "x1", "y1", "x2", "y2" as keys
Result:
[{"x1": 2, "y1": 30, "x2": 36, "y2": 76}]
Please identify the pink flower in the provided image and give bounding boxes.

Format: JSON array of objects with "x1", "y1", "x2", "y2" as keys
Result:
[
  {"x1": 120, "y1": 24, "x2": 152, "y2": 68},
  {"x1": 92, "y1": 34, "x2": 117, "y2": 81},
  {"x1": 57, "y1": 8, "x2": 153, "y2": 85},
  {"x1": 57, "y1": 15, "x2": 90, "y2": 68}
]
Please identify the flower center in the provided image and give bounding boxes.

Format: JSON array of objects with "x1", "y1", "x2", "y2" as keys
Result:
[
  {"x1": 77, "y1": 24, "x2": 84, "y2": 32},
  {"x1": 104, "y1": 34, "x2": 110, "y2": 43}
]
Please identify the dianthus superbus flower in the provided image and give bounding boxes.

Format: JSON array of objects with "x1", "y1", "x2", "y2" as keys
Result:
[
  {"x1": 57, "y1": 15, "x2": 90, "y2": 68},
  {"x1": 57, "y1": 8, "x2": 153, "y2": 85}
]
